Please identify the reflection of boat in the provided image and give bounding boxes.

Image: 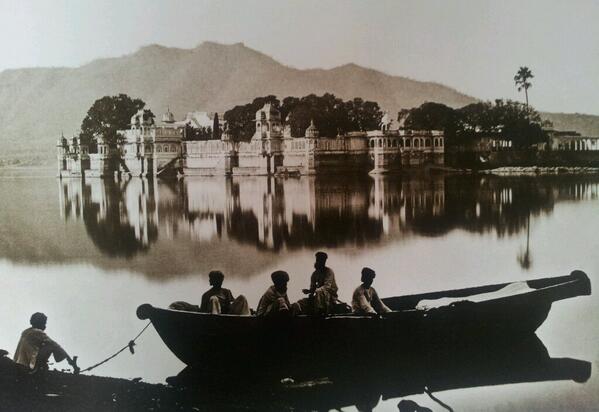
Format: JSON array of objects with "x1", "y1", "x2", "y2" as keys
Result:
[
  {"x1": 277, "y1": 335, "x2": 591, "y2": 411},
  {"x1": 168, "y1": 334, "x2": 590, "y2": 412},
  {"x1": 137, "y1": 271, "x2": 591, "y2": 370}
]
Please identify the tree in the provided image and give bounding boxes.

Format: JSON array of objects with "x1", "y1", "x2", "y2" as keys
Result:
[
  {"x1": 79, "y1": 94, "x2": 148, "y2": 149},
  {"x1": 514, "y1": 67, "x2": 533, "y2": 107},
  {"x1": 212, "y1": 112, "x2": 221, "y2": 140},
  {"x1": 401, "y1": 99, "x2": 548, "y2": 149},
  {"x1": 224, "y1": 95, "x2": 279, "y2": 141},
  {"x1": 224, "y1": 93, "x2": 383, "y2": 140},
  {"x1": 401, "y1": 102, "x2": 461, "y2": 144}
]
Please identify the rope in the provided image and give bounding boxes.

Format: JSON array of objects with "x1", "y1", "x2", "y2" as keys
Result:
[
  {"x1": 78, "y1": 321, "x2": 152, "y2": 374},
  {"x1": 424, "y1": 386, "x2": 454, "y2": 412}
]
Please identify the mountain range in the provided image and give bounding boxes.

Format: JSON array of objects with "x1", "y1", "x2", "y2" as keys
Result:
[{"x1": 1, "y1": 41, "x2": 597, "y2": 163}]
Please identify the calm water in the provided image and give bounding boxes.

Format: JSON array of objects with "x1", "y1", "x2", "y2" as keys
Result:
[{"x1": 0, "y1": 169, "x2": 598, "y2": 411}]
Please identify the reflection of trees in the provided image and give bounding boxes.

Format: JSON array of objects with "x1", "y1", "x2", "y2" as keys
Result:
[
  {"x1": 417, "y1": 175, "x2": 556, "y2": 238},
  {"x1": 60, "y1": 179, "x2": 159, "y2": 258}
]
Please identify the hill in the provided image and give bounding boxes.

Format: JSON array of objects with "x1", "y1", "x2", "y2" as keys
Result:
[
  {"x1": 0, "y1": 42, "x2": 475, "y2": 162},
  {"x1": 539, "y1": 112, "x2": 599, "y2": 136},
  {"x1": 0, "y1": 41, "x2": 597, "y2": 163}
]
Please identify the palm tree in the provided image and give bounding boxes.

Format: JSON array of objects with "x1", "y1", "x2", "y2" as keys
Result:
[{"x1": 514, "y1": 66, "x2": 533, "y2": 107}]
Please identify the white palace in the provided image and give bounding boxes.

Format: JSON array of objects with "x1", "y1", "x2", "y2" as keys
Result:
[{"x1": 57, "y1": 104, "x2": 445, "y2": 178}]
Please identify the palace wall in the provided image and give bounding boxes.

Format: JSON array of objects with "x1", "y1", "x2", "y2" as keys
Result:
[{"x1": 58, "y1": 105, "x2": 445, "y2": 179}]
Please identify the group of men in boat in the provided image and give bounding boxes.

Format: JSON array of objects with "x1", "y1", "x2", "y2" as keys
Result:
[{"x1": 171, "y1": 251, "x2": 391, "y2": 317}]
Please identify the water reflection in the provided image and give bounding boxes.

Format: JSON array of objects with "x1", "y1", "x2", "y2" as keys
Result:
[
  {"x1": 60, "y1": 179, "x2": 159, "y2": 257},
  {"x1": 174, "y1": 334, "x2": 590, "y2": 412},
  {"x1": 57, "y1": 175, "x2": 599, "y2": 266}
]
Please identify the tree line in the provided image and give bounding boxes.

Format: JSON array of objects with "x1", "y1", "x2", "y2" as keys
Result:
[
  {"x1": 399, "y1": 99, "x2": 550, "y2": 149},
  {"x1": 76, "y1": 67, "x2": 546, "y2": 150},
  {"x1": 223, "y1": 93, "x2": 383, "y2": 141}
]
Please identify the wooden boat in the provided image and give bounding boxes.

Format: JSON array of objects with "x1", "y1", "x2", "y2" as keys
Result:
[{"x1": 137, "y1": 270, "x2": 591, "y2": 371}]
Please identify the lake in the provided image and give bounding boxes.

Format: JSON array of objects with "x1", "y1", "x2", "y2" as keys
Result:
[{"x1": 0, "y1": 169, "x2": 597, "y2": 411}]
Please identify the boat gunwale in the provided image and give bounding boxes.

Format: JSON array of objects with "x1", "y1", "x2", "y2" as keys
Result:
[{"x1": 139, "y1": 271, "x2": 590, "y2": 322}]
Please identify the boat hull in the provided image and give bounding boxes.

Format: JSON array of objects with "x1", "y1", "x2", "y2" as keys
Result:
[{"x1": 137, "y1": 270, "x2": 591, "y2": 370}]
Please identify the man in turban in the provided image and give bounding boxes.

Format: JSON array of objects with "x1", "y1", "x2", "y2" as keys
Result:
[
  {"x1": 352, "y1": 267, "x2": 391, "y2": 315},
  {"x1": 169, "y1": 270, "x2": 250, "y2": 315},
  {"x1": 14, "y1": 312, "x2": 79, "y2": 373},
  {"x1": 295, "y1": 251, "x2": 338, "y2": 315},
  {"x1": 257, "y1": 271, "x2": 292, "y2": 317},
  {"x1": 199, "y1": 271, "x2": 250, "y2": 315}
]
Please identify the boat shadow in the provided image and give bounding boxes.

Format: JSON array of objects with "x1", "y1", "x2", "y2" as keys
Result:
[{"x1": 170, "y1": 334, "x2": 591, "y2": 411}]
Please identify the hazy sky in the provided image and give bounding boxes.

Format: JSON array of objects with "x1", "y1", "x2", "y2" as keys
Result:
[{"x1": 1, "y1": 0, "x2": 598, "y2": 114}]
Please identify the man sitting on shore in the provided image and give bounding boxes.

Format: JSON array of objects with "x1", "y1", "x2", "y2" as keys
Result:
[
  {"x1": 257, "y1": 271, "x2": 292, "y2": 317},
  {"x1": 352, "y1": 267, "x2": 392, "y2": 315},
  {"x1": 14, "y1": 312, "x2": 79, "y2": 373}
]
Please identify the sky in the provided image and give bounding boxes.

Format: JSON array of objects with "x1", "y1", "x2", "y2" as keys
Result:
[{"x1": 0, "y1": 0, "x2": 598, "y2": 114}]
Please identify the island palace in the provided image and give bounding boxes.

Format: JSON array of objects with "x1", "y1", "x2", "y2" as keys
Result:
[{"x1": 57, "y1": 104, "x2": 445, "y2": 178}]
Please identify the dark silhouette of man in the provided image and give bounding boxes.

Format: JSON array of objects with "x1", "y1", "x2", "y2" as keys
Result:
[
  {"x1": 295, "y1": 251, "x2": 338, "y2": 315},
  {"x1": 14, "y1": 312, "x2": 79, "y2": 373},
  {"x1": 257, "y1": 271, "x2": 292, "y2": 317},
  {"x1": 199, "y1": 270, "x2": 250, "y2": 315},
  {"x1": 352, "y1": 267, "x2": 391, "y2": 315}
]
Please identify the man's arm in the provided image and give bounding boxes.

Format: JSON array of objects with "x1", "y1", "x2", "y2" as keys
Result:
[
  {"x1": 303, "y1": 272, "x2": 317, "y2": 294},
  {"x1": 372, "y1": 289, "x2": 392, "y2": 313},
  {"x1": 199, "y1": 291, "x2": 210, "y2": 312},
  {"x1": 353, "y1": 288, "x2": 376, "y2": 314},
  {"x1": 43, "y1": 335, "x2": 80, "y2": 373}
]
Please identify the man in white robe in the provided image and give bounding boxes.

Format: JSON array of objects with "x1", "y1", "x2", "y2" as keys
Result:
[
  {"x1": 14, "y1": 312, "x2": 79, "y2": 373},
  {"x1": 295, "y1": 251, "x2": 339, "y2": 315},
  {"x1": 352, "y1": 267, "x2": 391, "y2": 315}
]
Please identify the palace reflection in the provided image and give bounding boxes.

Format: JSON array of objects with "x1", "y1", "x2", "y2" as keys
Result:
[{"x1": 58, "y1": 175, "x2": 599, "y2": 259}]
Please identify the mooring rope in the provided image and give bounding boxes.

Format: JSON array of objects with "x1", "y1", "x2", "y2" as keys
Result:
[
  {"x1": 78, "y1": 321, "x2": 152, "y2": 374},
  {"x1": 424, "y1": 386, "x2": 454, "y2": 412}
]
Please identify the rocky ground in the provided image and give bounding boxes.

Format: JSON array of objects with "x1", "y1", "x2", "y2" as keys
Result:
[
  {"x1": 0, "y1": 354, "x2": 294, "y2": 412},
  {"x1": 0, "y1": 353, "x2": 350, "y2": 412}
]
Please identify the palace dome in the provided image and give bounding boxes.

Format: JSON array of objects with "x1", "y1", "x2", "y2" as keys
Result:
[
  {"x1": 305, "y1": 119, "x2": 319, "y2": 138},
  {"x1": 162, "y1": 108, "x2": 175, "y2": 123}
]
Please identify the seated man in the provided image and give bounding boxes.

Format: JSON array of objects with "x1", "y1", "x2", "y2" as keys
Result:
[
  {"x1": 352, "y1": 267, "x2": 391, "y2": 315},
  {"x1": 257, "y1": 271, "x2": 292, "y2": 317},
  {"x1": 14, "y1": 312, "x2": 79, "y2": 373},
  {"x1": 169, "y1": 271, "x2": 250, "y2": 315},
  {"x1": 199, "y1": 270, "x2": 250, "y2": 315},
  {"x1": 295, "y1": 251, "x2": 338, "y2": 315}
]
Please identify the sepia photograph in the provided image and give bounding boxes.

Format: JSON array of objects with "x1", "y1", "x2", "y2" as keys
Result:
[{"x1": 0, "y1": 1, "x2": 597, "y2": 410}]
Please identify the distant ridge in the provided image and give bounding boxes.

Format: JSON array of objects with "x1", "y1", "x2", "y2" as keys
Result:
[{"x1": 0, "y1": 41, "x2": 597, "y2": 162}]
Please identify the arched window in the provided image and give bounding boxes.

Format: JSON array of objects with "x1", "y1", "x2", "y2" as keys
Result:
[
  {"x1": 414, "y1": 139, "x2": 420, "y2": 148},
  {"x1": 425, "y1": 138, "x2": 431, "y2": 147},
  {"x1": 405, "y1": 139, "x2": 411, "y2": 148},
  {"x1": 370, "y1": 140, "x2": 375, "y2": 148},
  {"x1": 392, "y1": 139, "x2": 397, "y2": 147},
  {"x1": 378, "y1": 139, "x2": 382, "y2": 148},
  {"x1": 157, "y1": 145, "x2": 162, "y2": 153},
  {"x1": 398, "y1": 140, "x2": 403, "y2": 148}
]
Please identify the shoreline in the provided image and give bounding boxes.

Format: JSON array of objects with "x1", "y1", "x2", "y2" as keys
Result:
[
  {"x1": 480, "y1": 166, "x2": 599, "y2": 176},
  {"x1": 0, "y1": 355, "x2": 306, "y2": 411}
]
